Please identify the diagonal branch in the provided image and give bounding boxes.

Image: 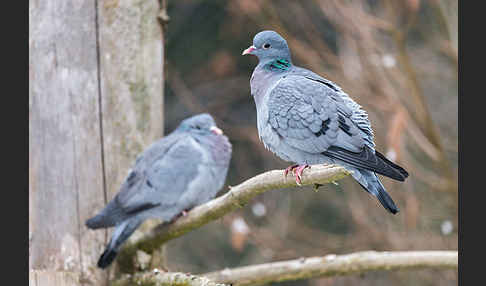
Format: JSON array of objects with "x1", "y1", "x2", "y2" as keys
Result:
[
  {"x1": 117, "y1": 164, "x2": 351, "y2": 273},
  {"x1": 203, "y1": 250, "x2": 458, "y2": 286}
]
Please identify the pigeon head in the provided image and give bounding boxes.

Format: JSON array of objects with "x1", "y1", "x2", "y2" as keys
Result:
[
  {"x1": 177, "y1": 113, "x2": 224, "y2": 136},
  {"x1": 242, "y1": 30, "x2": 291, "y2": 63}
]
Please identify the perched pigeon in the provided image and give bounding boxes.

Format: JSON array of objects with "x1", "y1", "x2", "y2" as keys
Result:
[
  {"x1": 242, "y1": 30, "x2": 408, "y2": 214},
  {"x1": 86, "y1": 113, "x2": 232, "y2": 268}
]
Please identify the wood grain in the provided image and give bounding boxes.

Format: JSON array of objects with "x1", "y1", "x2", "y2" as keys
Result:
[
  {"x1": 29, "y1": 0, "x2": 107, "y2": 284},
  {"x1": 29, "y1": 271, "x2": 80, "y2": 286},
  {"x1": 97, "y1": 0, "x2": 165, "y2": 202}
]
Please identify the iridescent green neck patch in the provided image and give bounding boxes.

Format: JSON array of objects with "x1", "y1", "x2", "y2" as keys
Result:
[{"x1": 267, "y1": 59, "x2": 291, "y2": 71}]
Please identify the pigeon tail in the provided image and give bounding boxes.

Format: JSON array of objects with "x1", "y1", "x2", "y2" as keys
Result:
[
  {"x1": 86, "y1": 214, "x2": 110, "y2": 229},
  {"x1": 323, "y1": 146, "x2": 408, "y2": 182},
  {"x1": 372, "y1": 183, "x2": 399, "y2": 214},
  {"x1": 86, "y1": 200, "x2": 126, "y2": 229},
  {"x1": 352, "y1": 169, "x2": 399, "y2": 214},
  {"x1": 97, "y1": 218, "x2": 143, "y2": 269},
  {"x1": 374, "y1": 150, "x2": 409, "y2": 179},
  {"x1": 97, "y1": 248, "x2": 118, "y2": 269}
]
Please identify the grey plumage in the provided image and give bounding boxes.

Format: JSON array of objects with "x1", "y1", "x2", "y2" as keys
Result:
[
  {"x1": 86, "y1": 113, "x2": 232, "y2": 268},
  {"x1": 243, "y1": 30, "x2": 408, "y2": 214}
]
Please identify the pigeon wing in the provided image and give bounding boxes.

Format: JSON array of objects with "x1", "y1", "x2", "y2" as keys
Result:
[
  {"x1": 267, "y1": 75, "x2": 365, "y2": 154},
  {"x1": 301, "y1": 73, "x2": 375, "y2": 149},
  {"x1": 113, "y1": 134, "x2": 202, "y2": 217}
]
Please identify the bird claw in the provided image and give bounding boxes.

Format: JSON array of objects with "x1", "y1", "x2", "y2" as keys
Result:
[
  {"x1": 173, "y1": 209, "x2": 190, "y2": 221},
  {"x1": 284, "y1": 164, "x2": 299, "y2": 177},
  {"x1": 284, "y1": 164, "x2": 310, "y2": 186}
]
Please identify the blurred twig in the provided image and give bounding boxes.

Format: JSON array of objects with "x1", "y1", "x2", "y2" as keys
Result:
[
  {"x1": 203, "y1": 250, "x2": 458, "y2": 286},
  {"x1": 112, "y1": 251, "x2": 457, "y2": 286},
  {"x1": 384, "y1": 1, "x2": 456, "y2": 189}
]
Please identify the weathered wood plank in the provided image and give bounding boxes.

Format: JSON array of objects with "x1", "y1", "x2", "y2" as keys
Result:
[
  {"x1": 97, "y1": 0, "x2": 164, "y2": 199},
  {"x1": 29, "y1": 0, "x2": 107, "y2": 284},
  {"x1": 96, "y1": 0, "x2": 165, "y2": 268},
  {"x1": 30, "y1": 0, "x2": 165, "y2": 281},
  {"x1": 29, "y1": 271, "x2": 80, "y2": 286}
]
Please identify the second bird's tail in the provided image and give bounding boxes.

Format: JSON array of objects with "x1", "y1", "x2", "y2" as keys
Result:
[{"x1": 97, "y1": 218, "x2": 143, "y2": 269}]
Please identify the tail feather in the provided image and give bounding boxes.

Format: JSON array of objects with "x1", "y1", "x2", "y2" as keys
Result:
[
  {"x1": 352, "y1": 168, "x2": 399, "y2": 214},
  {"x1": 96, "y1": 218, "x2": 143, "y2": 269},
  {"x1": 373, "y1": 184, "x2": 399, "y2": 214},
  {"x1": 323, "y1": 146, "x2": 408, "y2": 182},
  {"x1": 375, "y1": 151, "x2": 409, "y2": 179},
  {"x1": 86, "y1": 214, "x2": 112, "y2": 229},
  {"x1": 86, "y1": 200, "x2": 125, "y2": 229},
  {"x1": 97, "y1": 248, "x2": 118, "y2": 269}
]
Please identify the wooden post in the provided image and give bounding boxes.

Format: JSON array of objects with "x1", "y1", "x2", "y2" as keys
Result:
[
  {"x1": 96, "y1": 0, "x2": 165, "y2": 276},
  {"x1": 97, "y1": 0, "x2": 165, "y2": 212},
  {"x1": 29, "y1": 0, "x2": 165, "y2": 284}
]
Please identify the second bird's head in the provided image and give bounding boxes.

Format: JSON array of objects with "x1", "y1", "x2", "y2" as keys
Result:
[
  {"x1": 242, "y1": 30, "x2": 291, "y2": 62},
  {"x1": 177, "y1": 113, "x2": 224, "y2": 136}
]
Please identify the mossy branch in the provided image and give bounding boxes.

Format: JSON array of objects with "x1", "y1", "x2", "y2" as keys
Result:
[
  {"x1": 117, "y1": 164, "x2": 351, "y2": 273},
  {"x1": 203, "y1": 250, "x2": 458, "y2": 286},
  {"x1": 112, "y1": 271, "x2": 228, "y2": 286},
  {"x1": 113, "y1": 250, "x2": 457, "y2": 286}
]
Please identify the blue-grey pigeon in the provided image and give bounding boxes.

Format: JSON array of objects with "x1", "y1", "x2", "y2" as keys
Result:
[
  {"x1": 242, "y1": 30, "x2": 408, "y2": 214},
  {"x1": 86, "y1": 113, "x2": 232, "y2": 268}
]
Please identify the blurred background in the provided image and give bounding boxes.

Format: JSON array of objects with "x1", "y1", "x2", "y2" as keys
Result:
[{"x1": 162, "y1": 1, "x2": 458, "y2": 285}]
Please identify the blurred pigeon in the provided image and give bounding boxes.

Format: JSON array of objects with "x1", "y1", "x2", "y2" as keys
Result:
[
  {"x1": 86, "y1": 113, "x2": 232, "y2": 268},
  {"x1": 242, "y1": 30, "x2": 408, "y2": 214}
]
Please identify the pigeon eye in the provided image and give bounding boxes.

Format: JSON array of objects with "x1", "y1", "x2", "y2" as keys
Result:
[
  {"x1": 195, "y1": 125, "x2": 201, "y2": 130},
  {"x1": 263, "y1": 43, "x2": 271, "y2": 49}
]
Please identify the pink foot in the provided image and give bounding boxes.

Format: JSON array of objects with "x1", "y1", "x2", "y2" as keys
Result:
[
  {"x1": 284, "y1": 164, "x2": 300, "y2": 177},
  {"x1": 172, "y1": 209, "x2": 190, "y2": 222},
  {"x1": 284, "y1": 164, "x2": 311, "y2": 185}
]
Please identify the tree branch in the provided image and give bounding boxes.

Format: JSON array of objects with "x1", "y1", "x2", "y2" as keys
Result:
[
  {"x1": 203, "y1": 250, "x2": 458, "y2": 286},
  {"x1": 112, "y1": 271, "x2": 228, "y2": 286},
  {"x1": 113, "y1": 250, "x2": 457, "y2": 286},
  {"x1": 117, "y1": 164, "x2": 351, "y2": 273}
]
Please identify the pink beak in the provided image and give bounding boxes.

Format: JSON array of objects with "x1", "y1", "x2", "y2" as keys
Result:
[
  {"x1": 242, "y1": 45, "x2": 256, "y2": 55},
  {"x1": 210, "y1": 126, "x2": 223, "y2": 135}
]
